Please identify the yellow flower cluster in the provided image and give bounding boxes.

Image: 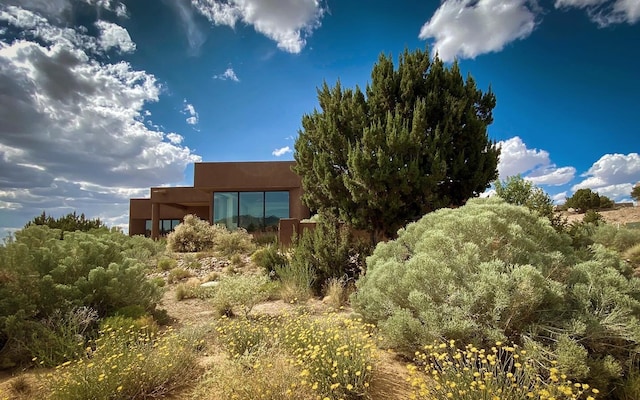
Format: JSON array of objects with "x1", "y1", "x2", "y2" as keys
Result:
[
  {"x1": 215, "y1": 312, "x2": 378, "y2": 399},
  {"x1": 46, "y1": 323, "x2": 202, "y2": 400},
  {"x1": 407, "y1": 340, "x2": 599, "y2": 400}
]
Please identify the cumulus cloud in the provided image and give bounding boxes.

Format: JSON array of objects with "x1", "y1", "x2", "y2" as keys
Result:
[
  {"x1": 95, "y1": 20, "x2": 135, "y2": 53},
  {"x1": 214, "y1": 67, "x2": 239, "y2": 81},
  {"x1": 497, "y1": 137, "x2": 575, "y2": 185},
  {"x1": 572, "y1": 153, "x2": 640, "y2": 201},
  {"x1": 555, "y1": 0, "x2": 639, "y2": 26},
  {"x1": 419, "y1": 0, "x2": 539, "y2": 61},
  {"x1": 166, "y1": 133, "x2": 184, "y2": 144},
  {"x1": 1, "y1": 0, "x2": 128, "y2": 22},
  {"x1": 0, "y1": 5, "x2": 201, "y2": 232},
  {"x1": 552, "y1": 191, "x2": 568, "y2": 204},
  {"x1": 191, "y1": 0, "x2": 325, "y2": 53},
  {"x1": 182, "y1": 100, "x2": 199, "y2": 125},
  {"x1": 272, "y1": 146, "x2": 292, "y2": 157}
]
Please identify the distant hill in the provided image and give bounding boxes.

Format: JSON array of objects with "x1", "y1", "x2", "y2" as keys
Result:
[{"x1": 559, "y1": 205, "x2": 640, "y2": 227}]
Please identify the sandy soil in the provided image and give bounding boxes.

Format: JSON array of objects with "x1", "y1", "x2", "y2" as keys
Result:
[{"x1": 560, "y1": 205, "x2": 640, "y2": 225}]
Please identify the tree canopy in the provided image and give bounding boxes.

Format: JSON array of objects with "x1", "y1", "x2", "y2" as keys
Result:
[
  {"x1": 25, "y1": 211, "x2": 104, "y2": 233},
  {"x1": 294, "y1": 47, "x2": 499, "y2": 240},
  {"x1": 565, "y1": 188, "x2": 614, "y2": 212},
  {"x1": 632, "y1": 183, "x2": 640, "y2": 202}
]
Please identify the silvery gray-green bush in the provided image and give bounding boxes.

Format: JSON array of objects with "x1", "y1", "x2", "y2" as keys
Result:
[
  {"x1": 166, "y1": 214, "x2": 224, "y2": 252},
  {"x1": 351, "y1": 197, "x2": 640, "y2": 391}
]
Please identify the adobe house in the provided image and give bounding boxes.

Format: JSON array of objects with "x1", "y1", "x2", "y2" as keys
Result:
[{"x1": 129, "y1": 161, "x2": 310, "y2": 243}]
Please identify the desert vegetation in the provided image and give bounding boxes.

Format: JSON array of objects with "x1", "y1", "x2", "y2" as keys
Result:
[{"x1": 1, "y1": 201, "x2": 639, "y2": 399}]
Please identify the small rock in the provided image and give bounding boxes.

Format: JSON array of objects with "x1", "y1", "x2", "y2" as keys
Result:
[{"x1": 200, "y1": 281, "x2": 219, "y2": 287}]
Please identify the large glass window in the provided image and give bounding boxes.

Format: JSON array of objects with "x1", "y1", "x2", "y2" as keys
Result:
[
  {"x1": 265, "y1": 191, "x2": 289, "y2": 230},
  {"x1": 213, "y1": 192, "x2": 238, "y2": 229},
  {"x1": 239, "y1": 192, "x2": 264, "y2": 232},
  {"x1": 213, "y1": 191, "x2": 289, "y2": 232},
  {"x1": 144, "y1": 219, "x2": 180, "y2": 237}
]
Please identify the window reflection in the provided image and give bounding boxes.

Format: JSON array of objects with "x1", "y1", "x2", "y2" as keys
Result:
[
  {"x1": 213, "y1": 191, "x2": 289, "y2": 232},
  {"x1": 213, "y1": 192, "x2": 238, "y2": 229}
]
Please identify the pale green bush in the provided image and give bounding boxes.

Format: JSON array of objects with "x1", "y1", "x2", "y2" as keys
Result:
[
  {"x1": 351, "y1": 197, "x2": 640, "y2": 392},
  {"x1": 166, "y1": 215, "x2": 225, "y2": 253},
  {"x1": 214, "y1": 228, "x2": 255, "y2": 257},
  {"x1": 624, "y1": 243, "x2": 640, "y2": 272},
  {"x1": 592, "y1": 223, "x2": 640, "y2": 253},
  {"x1": 0, "y1": 225, "x2": 162, "y2": 368},
  {"x1": 210, "y1": 274, "x2": 273, "y2": 317}
]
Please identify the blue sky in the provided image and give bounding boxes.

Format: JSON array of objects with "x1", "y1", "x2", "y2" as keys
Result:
[{"x1": 1, "y1": 0, "x2": 639, "y2": 235}]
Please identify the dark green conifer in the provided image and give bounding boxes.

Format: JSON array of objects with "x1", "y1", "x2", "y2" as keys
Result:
[{"x1": 294, "y1": 48, "x2": 499, "y2": 241}]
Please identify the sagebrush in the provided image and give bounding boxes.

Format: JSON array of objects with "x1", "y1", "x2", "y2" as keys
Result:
[{"x1": 352, "y1": 197, "x2": 640, "y2": 393}]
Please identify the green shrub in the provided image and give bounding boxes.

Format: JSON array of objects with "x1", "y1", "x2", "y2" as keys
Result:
[
  {"x1": 253, "y1": 232, "x2": 278, "y2": 246},
  {"x1": 614, "y1": 366, "x2": 640, "y2": 400},
  {"x1": 22, "y1": 307, "x2": 98, "y2": 367},
  {"x1": 290, "y1": 213, "x2": 369, "y2": 294},
  {"x1": 175, "y1": 283, "x2": 216, "y2": 301},
  {"x1": 210, "y1": 274, "x2": 273, "y2": 317},
  {"x1": 182, "y1": 253, "x2": 201, "y2": 269},
  {"x1": 624, "y1": 243, "x2": 640, "y2": 271},
  {"x1": 214, "y1": 228, "x2": 255, "y2": 257},
  {"x1": 157, "y1": 257, "x2": 177, "y2": 271},
  {"x1": 166, "y1": 215, "x2": 224, "y2": 253},
  {"x1": 251, "y1": 245, "x2": 288, "y2": 276},
  {"x1": 0, "y1": 226, "x2": 162, "y2": 368},
  {"x1": 274, "y1": 262, "x2": 314, "y2": 303},
  {"x1": 113, "y1": 305, "x2": 147, "y2": 320},
  {"x1": 494, "y1": 175, "x2": 552, "y2": 217},
  {"x1": 592, "y1": 223, "x2": 640, "y2": 253},
  {"x1": 167, "y1": 267, "x2": 192, "y2": 283},
  {"x1": 583, "y1": 209, "x2": 605, "y2": 225},
  {"x1": 47, "y1": 323, "x2": 202, "y2": 400},
  {"x1": 351, "y1": 197, "x2": 640, "y2": 392}
]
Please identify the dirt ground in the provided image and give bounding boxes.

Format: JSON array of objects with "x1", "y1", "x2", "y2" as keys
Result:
[{"x1": 560, "y1": 205, "x2": 640, "y2": 225}]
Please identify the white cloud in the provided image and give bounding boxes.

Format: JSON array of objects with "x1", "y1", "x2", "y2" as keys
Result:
[
  {"x1": 419, "y1": 0, "x2": 539, "y2": 61},
  {"x1": 497, "y1": 137, "x2": 575, "y2": 185},
  {"x1": 214, "y1": 67, "x2": 239, "y2": 81},
  {"x1": 182, "y1": 100, "x2": 199, "y2": 125},
  {"x1": 166, "y1": 133, "x2": 184, "y2": 145},
  {"x1": 527, "y1": 166, "x2": 576, "y2": 186},
  {"x1": 272, "y1": 146, "x2": 292, "y2": 157},
  {"x1": 555, "y1": 0, "x2": 640, "y2": 26},
  {"x1": 95, "y1": 20, "x2": 135, "y2": 53},
  {"x1": 0, "y1": 6, "x2": 201, "y2": 231},
  {"x1": 572, "y1": 153, "x2": 640, "y2": 202},
  {"x1": 192, "y1": 0, "x2": 325, "y2": 53},
  {"x1": 1, "y1": 0, "x2": 128, "y2": 21},
  {"x1": 552, "y1": 191, "x2": 568, "y2": 204}
]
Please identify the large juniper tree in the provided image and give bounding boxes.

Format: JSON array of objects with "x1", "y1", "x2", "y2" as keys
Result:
[{"x1": 294, "y1": 48, "x2": 499, "y2": 240}]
